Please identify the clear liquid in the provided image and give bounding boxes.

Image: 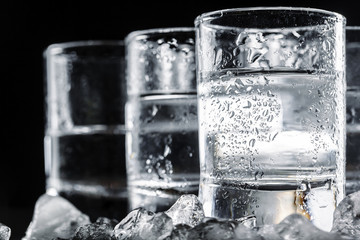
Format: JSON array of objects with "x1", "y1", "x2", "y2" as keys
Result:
[
  {"x1": 200, "y1": 180, "x2": 335, "y2": 231},
  {"x1": 346, "y1": 87, "x2": 360, "y2": 195},
  {"x1": 198, "y1": 70, "x2": 345, "y2": 231},
  {"x1": 126, "y1": 93, "x2": 200, "y2": 209},
  {"x1": 45, "y1": 126, "x2": 128, "y2": 219}
]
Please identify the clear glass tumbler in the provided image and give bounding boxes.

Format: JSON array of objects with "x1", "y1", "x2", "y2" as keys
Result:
[
  {"x1": 345, "y1": 26, "x2": 360, "y2": 195},
  {"x1": 125, "y1": 28, "x2": 199, "y2": 212},
  {"x1": 44, "y1": 41, "x2": 128, "y2": 220},
  {"x1": 195, "y1": 7, "x2": 346, "y2": 231}
]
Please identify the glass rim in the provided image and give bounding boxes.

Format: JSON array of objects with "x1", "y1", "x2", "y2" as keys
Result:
[
  {"x1": 194, "y1": 6, "x2": 346, "y2": 28},
  {"x1": 45, "y1": 40, "x2": 125, "y2": 56},
  {"x1": 125, "y1": 27, "x2": 195, "y2": 44}
]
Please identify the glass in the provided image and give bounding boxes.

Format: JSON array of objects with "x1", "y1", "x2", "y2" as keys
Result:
[
  {"x1": 345, "y1": 27, "x2": 360, "y2": 195},
  {"x1": 195, "y1": 7, "x2": 346, "y2": 231},
  {"x1": 44, "y1": 41, "x2": 128, "y2": 220},
  {"x1": 125, "y1": 28, "x2": 199, "y2": 212}
]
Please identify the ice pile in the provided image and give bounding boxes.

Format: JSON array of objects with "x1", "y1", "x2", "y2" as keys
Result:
[
  {"x1": 332, "y1": 191, "x2": 360, "y2": 238},
  {"x1": 19, "y1": 192, "x2": 360, "y2": 240}
]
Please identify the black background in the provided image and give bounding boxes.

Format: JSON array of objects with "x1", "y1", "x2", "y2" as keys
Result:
[{"x1": 2, "y1": 1, "x2": 359, "y2": 238}]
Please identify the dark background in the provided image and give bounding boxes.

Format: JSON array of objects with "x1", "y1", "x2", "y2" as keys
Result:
[{"x1": 2, "y1": 1, "x2": 358, "y2": 238}]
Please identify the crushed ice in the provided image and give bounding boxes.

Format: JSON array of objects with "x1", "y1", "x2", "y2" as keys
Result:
[
  {"x1": 7, "y1": 192, "x2": 360, "y2": 239},
  {"x1": 0, "y1": 223, "x2": 11, "y2": 240}
]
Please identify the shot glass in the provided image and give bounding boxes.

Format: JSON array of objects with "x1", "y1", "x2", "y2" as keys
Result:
[
  {"x1": 44, "y1": 41, "x2": 128, "y2": 220},
  {"x1": 125, "y1": 28, "x2": 199, "y2": 212},
  {"x1": 345, "y1": 27, "x2": 360, "y2": 195},
  {"x1": 195, "y1": 7, "x2": 346, "y2": 231}
]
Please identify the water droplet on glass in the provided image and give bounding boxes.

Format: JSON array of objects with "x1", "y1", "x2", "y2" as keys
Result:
[
  {"x1": 229, "y1": 111, "x2": 235, "y2": 118},
  {"x1": 259, "y1": 60, "x2": 270, "y2": 69},
  {"x1": 298, "y1": 36, "x2": 305, "y2": 46},
  {"x1": 243, "y1": 101, "x2": 252, "y2": 109},
  {"x1": 247, "y1": 49, "x2": 262, "y2": 63},
  {"x1": 222, "y1": 191, "x2": 229, "y2": 199},
  {"x1": 232, "y1": 46, "x2": 241, "y2": 56},
  {"x1": 249, "y1": 139, "x2": 256, "y2": 147},
  {"x1": 163, "y1": 145, "x2": 171, "y2": 157},
  {"x1": 254, "y1": 171, "x2": 264, "y2": 180},
  {"x1": 157, "y1": 38, "x2": 165, "y2": 45},
  {"x1": 271, "y1": 132, "x2": 279, "y2": 141},
  {"x1": 235, "y1": 32, "x2": 249, "y2": 46},
  {"x1": 292, "y1": 31, "x2": 301, "y2": 38},
  {"x1": 256, "y1": 32, "x2": 267, "y2": 43},
  {"x1": 234, "y1": 78, "x2": 245, "y2": 90},
  {"x1": 246, "y1": 79, "x2": 254, "y2": 84},
  {"x1": 214, "y1": 48, "x2": 223, "y2": 66},
  {"x1": 246, "y1": 86, "x2": 253, "y2": 92},
  {"x1": 267, "y1": 90, "x2": 275, "y2": 97}
]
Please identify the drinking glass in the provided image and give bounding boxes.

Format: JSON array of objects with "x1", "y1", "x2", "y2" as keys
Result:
[
  {"x1": 44, "y1": 41, "x2": 128, "y2": 220},
  {"x1": 345, "y1": 26, "x2": 360, "y2": 195},
  {"x1": 125, "y1": 28, "x2": 199, "y2": 212},
  {"x1": 195, "y1": 7, "x2": 346, "y2": 231}
]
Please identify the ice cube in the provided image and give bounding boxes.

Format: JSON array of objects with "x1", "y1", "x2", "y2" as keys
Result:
[
  {"x1": 235, "y1": 215, "x2": 257, "y2": 229},
  {"x1": 332, "y1": 191, "x2": 360, "y2": 238},
  {"x1": 165, "y1": 194, "x2": 205, "y2": 227},
  {"x1": 257, "y1": 224, "x2": 282, "y2": 240},
  {"x1": 260, "y1": 213, "x2": 347, "y2": 240},
  {"x1": 72, "y1": 217, "x2": 118, "y2": 240},
  {"x1": 93, "y1": 217, "x2": 119, "y2": 229},
  {"x1": 114, "y1": 208, "x2": 173, "y2": 240},
  {"x1": 166, "y1": 224, "x2": 192, "y2": 240},
  {"x1": 0, "y1": 223, "x2": 11, "y2": 240},
  {"x1": 186, "y1": 218, "x2": 262, "y2": 240},
  {"x1": 23, "y1": 194, "x2": 90, "y2": 240}
]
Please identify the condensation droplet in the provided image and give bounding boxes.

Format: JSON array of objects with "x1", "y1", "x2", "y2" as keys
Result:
[
  {"x1": 152, "y1": 105, "x2": 158, "y2": 116},
  {"x1": 246, "y1": 86, "x2": 253, "y2": 92},
  {"x1": 249, "y1": 139, "x2": 256, "y2": 147},
  {"x1": 243, "y1": 101, "x2": 252, "y2": 109},
  {"x1": 247, "y1": 49, "x2": 263, "y2": 64},
  {"x1": 256, "y1": 32, "x2": 267, "y2": 43},
  {"x1": 236, "y1": 32, "x2": 249, "y2": 46},
  {"x1": 233, "y1": 46, "x2": 241, "y2": 56},
  {"x1": 163, "y1": 145, "x2": 171, "y2": 157},
  {"x1": 214, "y1": 48, "x2": 223, "y2": 66},
  {"x1": 267, "y1": 90, "x2": 275, "y2": 97},
  {"x1": 222, "y1": 191, "x2": 229, "y2": 199},
  {"x1": 235, "y1": 78, "x2": 245, "y2": 90},
  {"x1": 254, "y1": 171, "x2": 264, "y2": 180}
]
